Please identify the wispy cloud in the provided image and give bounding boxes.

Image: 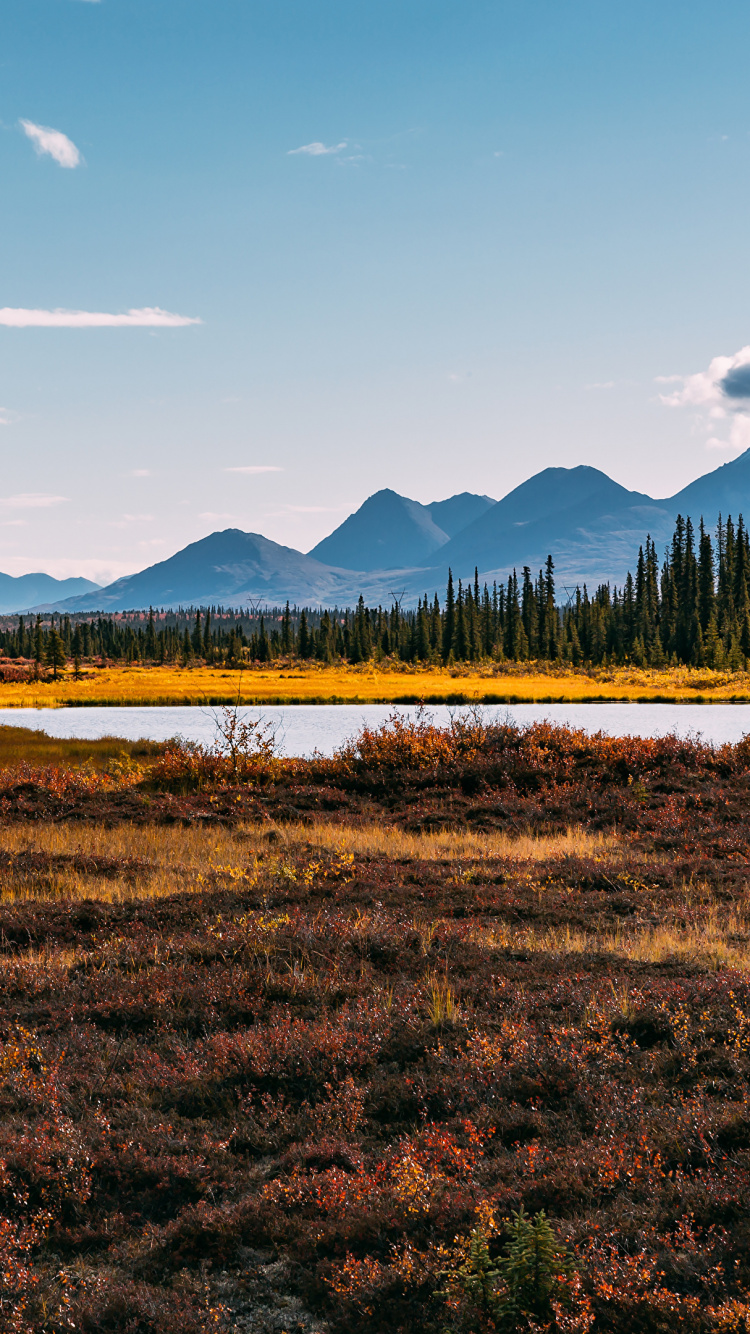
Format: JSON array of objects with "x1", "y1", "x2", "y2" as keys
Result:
[
  {"x1": 288, "y1": 141, "x2": 347, "y2": 156},
  {"x1": 659, "y1": 344, "x2": 750, "y2": 451},
  {"x1": 20, "y1": 120, "x2": 82, "y2": 168},
  {"x1": 126, "y1": 469, "x2": 152, "y2": 477},
  {"x1": 0, "y1": 307, "x2": 201, "y2": 328},
  {"x1": 224, "y1": 465, "x2": 283, "y2": 474},
  {"x1": 0, "y1": 493, "x2": 68, "y2": 509}
]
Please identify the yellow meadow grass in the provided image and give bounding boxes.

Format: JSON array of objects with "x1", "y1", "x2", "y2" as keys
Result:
[{"x1": 1, "y1": 661, "x2": 750, "y2": 707}]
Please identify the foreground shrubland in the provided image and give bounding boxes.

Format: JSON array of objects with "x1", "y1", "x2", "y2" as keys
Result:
[{"x1": 3, "y1": 715, "x2": 750, "y2": 1331}]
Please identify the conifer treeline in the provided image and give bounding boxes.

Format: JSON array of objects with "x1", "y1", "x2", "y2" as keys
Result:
[{"x1": 0, "y1": 513, "x2": 748, "y2": 669}]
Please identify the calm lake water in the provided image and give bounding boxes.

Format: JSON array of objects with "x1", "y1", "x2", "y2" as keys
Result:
[{"x1": 1, "y1": 703, "x2": 750, "y2": 757}]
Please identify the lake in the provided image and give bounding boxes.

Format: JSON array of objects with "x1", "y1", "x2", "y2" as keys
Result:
[{"x1": 1, "y1": 702, "x2": 750, "y2": 756}]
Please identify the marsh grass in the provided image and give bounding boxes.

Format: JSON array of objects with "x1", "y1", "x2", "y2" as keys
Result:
[
  {"x1": 0, "y1": 724, "x2": 164, "y2": 770},
  {"x1": 2, "y1": 660, "x2": 750, "y2": 706}
]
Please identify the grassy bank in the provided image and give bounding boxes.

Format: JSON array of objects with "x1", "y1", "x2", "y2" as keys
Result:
[
  {"x1": 5, "y1": 659, "x2": 750, "y2": 707},
  {"x1": 0, "y1": 724, "x2": 165, "y2": 770}
]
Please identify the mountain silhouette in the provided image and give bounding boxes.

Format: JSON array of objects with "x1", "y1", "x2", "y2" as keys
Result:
[
  {"x1": 28, "y1": 452, "x2": 750, "y2": 613},
  {"x1": 55, "y1": 530, "x2": 363, "y2": 613},
  {"x1": 668, "y1": 447, "x2": 750, "y2": 519},
  {"x1": 425, "y1": 492, "x2": 495, "y2": 537},
  {"x1": 309, "y1": 489, "x2": 452, "y2": 570},
  {"x1": 5, "y1": 573, "x2": 101, "y2": 616}
]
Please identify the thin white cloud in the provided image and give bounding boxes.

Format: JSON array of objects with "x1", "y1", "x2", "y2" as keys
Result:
[
  {"x1": 20, "y1": 120, "x2": 82, "y2": 169},
  {"x1": 659, "y1": 344, "x2": 750, "y2": 452},
  {"x1": 126, "y1": 469, "x2": 152, "y2": 477},
  {"x1": 288, "y1": 141, "x2": 347, "y2": 156},
  {"x1": 0, "y1": 493, "x2": 68, "y2": 509},
  {"x1": 0, "y1": 306, "x2": 201, "y2": 328},
  {"x1": 224, "y1": 465, "x2": 283, "y2": 474}
]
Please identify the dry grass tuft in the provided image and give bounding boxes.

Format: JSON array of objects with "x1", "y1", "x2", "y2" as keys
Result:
[
  {"x1": 268, "y1": 821, "x2": 615, "y2": 863},
  {"x1": 469, "y1": 907, "x2": 750, "y2": 973}
]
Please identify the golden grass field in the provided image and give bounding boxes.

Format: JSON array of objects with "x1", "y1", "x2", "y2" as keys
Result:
[
  {"x1": 2, "y1": 818, "x2": 743, "y2": 974},
  {"x1": 4, "y1": 660, "x2": 750, "y2": 706}
]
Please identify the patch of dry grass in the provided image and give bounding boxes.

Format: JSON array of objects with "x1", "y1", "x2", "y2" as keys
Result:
[
  {"x1": 1, "y1": 661, "x2": 750, "y2": 706},
  {"x1": 0, "y1": 823, "x2": 248, "y2": 904},
  {"x1": 3, "y1": 819, "x2": 748, "y2": 977},
  {"x1": 0, "y1": 724, "x2": 164, "y2": 769},
  {"x1": 0, "y1": 821, "x2": 616, "y2": 905},
  {"x1": 267, "y1": 820, "x2": 616, "y2": 862},
  {"x1": 469, "y1": 904, "x2": 750, "y2": 972}
]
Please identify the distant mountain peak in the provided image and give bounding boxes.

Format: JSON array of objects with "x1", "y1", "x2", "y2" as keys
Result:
[
  {"x1": 37, "y1": 454, "x2": 750, "y2": 615},
  {"x1": 0, "y1": 572, "x2": 102, "y2": 616},
  {"x1": 308, "y1": 488, "x2": 450, "y2": 570}
]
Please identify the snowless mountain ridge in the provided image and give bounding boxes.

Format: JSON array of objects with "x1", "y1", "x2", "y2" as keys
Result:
[{"x1": 15, "y1": 452, "x2": 750, "y2": 614}]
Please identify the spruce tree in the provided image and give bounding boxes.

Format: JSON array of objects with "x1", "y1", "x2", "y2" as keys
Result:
[
  {"x1": 697, "y1": 519, "x2": 715, "y2": 632},
  {"x1": 454, "y1": 582, "x2": 468, "y2": 659},
  {"x1": 443, "y1": 570, "x2": 455, "y2": 663},
  {"x1": 46, "y1": 627, "x2": 66, "y2": 680},
  {"x1": 145, "y1": 607, "x2": 157, "y2": 660},
  {"x1": 297, "y1": 610, "x2": 310, "y2": 659},
  {"x1": 542, "y1": 555, "x2": 557, "y2": 659},
  {"x1": 191, "y1": 610, "x2": 202, "y2": 657},
  {"x1": 281, "y1": 602, "x2": 292, "y2": 656},
  {"x1": 257, "y1": 616, "x2": 270, "y2": 662},
  {"x1": 34, "y1": 616, "x2": 44, "y2": 668}
]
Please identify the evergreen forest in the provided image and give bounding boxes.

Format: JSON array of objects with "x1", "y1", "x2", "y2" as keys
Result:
[{"x1": 1, "y1": 513, "x2": 749, "y2": 671}]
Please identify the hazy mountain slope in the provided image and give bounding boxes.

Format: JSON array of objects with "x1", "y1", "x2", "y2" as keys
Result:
[
  {"x1": 426, "y1": 492, "x2": 495, "y2": 537},
  {"x1": 436, "y1": 466, "x2": 653, "y2": 573},
  {"x1": 666, "y1": 447, "x2": 750, "y2": 521},
  {"x1": 44, "y1": 453, "x2": 750, "y2": 616},
  {"x1": 0, "y1": 573, "x2": 101, "y2": 615},
  {"x1": 308, "y1": 489, "x2": 449, "y2": 570},
  {"x1": 55, "y1": 530, "x2": 369, "y2": 612}
]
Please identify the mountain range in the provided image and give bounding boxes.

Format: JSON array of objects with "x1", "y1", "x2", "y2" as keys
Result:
[
  {"x1": 0, "y1": 573, "x2": 102, "y2": 617},
  {"x1": 10, "y1": 449, "x2": 750, "y2": 614}
]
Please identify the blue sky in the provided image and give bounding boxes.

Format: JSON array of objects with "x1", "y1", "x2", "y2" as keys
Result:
[{"x1": 2, "y1": 0, "x2": 750, "y2": 582}]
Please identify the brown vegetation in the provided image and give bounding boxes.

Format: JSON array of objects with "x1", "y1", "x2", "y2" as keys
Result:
[{"x1": 2, "y1": 714, "x2": 750, "y2": 1330}]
